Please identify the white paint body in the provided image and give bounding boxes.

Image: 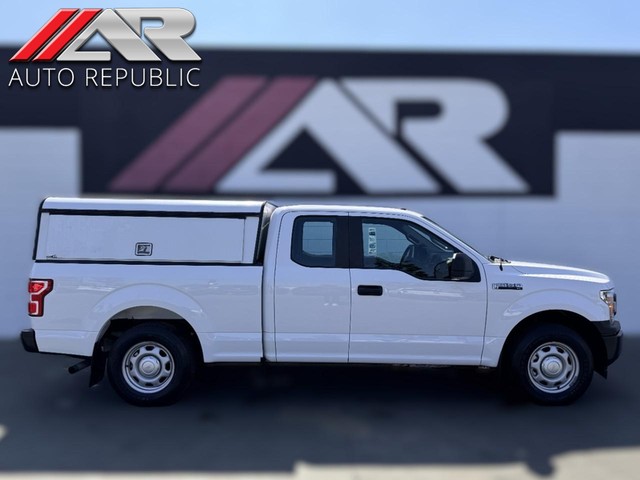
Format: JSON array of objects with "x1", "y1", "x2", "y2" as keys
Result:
[{"x1": 29, "y1": 198, "x2": 615, "y2": 367}]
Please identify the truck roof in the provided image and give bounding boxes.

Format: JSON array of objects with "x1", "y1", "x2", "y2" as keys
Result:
[
  {"x1": 42, "y1": 197, "x2": 267, "y2": 215},
  {"x1": 275, "y1": 204, "x2": 420, "y2": 216}
]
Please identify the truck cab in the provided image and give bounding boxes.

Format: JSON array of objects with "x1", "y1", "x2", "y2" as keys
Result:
[{"x1": 22, "y1": 198, "x2": 622, "y2": 405}]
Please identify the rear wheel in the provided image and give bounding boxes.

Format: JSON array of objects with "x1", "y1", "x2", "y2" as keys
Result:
[
  {"x1": 107, "y1": 324, "x2": 196, "y2": 406},
  {"x1": 511, "y1": 324, "x2": 593, "y2": 405}
]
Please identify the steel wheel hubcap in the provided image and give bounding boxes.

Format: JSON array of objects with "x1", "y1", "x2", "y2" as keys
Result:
[
  {"x1": 528, "y1": 342, "x2": 579, "y2": 393},
  {"x1": 122, "y1": 342, "x2": 174, "y2": 394},
  {"x1": 139, "y1": 356, "x2": 161, "y2": 376}
]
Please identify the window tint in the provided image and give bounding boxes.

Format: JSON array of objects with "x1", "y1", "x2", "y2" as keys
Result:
[
  {"x1": 291, "y1": 217, "x2": 337, "y2": 267},
  {"x1": 360, "y1": 218, "x2": 469, "y2": 280}
]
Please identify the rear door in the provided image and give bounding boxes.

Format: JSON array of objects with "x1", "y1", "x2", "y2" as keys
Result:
[{"x1": 273, "y1": 212, "x2": 350, "y2": 362}]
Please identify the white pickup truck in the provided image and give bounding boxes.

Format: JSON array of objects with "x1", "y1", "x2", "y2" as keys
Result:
[{"x1": 22, "y1": 197, "x2": 622, "y2": 406}]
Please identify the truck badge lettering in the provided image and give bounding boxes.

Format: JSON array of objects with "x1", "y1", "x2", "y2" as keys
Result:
[{"x1": 492, "y1": 283, "x2": 523, "y2": 290}]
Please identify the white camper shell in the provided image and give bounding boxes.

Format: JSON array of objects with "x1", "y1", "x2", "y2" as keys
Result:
[{"x1": 35, "y1": 198, "x2": 264, "y2": 264}]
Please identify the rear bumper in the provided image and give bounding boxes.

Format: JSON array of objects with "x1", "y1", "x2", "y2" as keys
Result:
[
  {"x1": 21, "y1": 329, "x2": 39, "y2": 353},
  {"x1": 593, "y1": 320, "x2": 623, "y2": 365}
]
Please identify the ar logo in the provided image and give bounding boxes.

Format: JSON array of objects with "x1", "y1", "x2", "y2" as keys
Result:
[
  {"x1": 111, "y1": 77, "x2": 530, "y2": 195},
  {"x1": 10, "y1": 8, "x2": 200, "y2": 62}
]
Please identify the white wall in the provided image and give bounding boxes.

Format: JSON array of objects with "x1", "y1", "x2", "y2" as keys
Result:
[{"x1": 0, "y1": 128, "x2": 79, "y2": 337}]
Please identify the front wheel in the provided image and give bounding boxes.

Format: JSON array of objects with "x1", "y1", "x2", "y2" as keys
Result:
[
  {"x1": 107, "y1": 324, "x2": 196, "y2": 406},
  {"x1": 511, "y1": 324, "x2": 593, "y2": 405}
]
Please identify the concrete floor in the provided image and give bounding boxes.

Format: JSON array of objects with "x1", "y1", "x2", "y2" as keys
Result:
[{"x1": 0, "y1": 338, "x2": 638, "y2": 479}]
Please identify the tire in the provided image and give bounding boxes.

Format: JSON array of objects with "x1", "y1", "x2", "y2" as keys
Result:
[
  {"x1": 107, "y1": 323, "x2": 196, "y2": 406},
  {"x1": 510, "y1": 324, "x2": 593, "y2": 405}
]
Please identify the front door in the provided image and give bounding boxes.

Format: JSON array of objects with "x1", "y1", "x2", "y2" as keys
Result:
[
  {"x1": 273, "y1": 212, "x2": 350, "y2": 362},
  {"x1": 348, "y1": 215, "x2": 487, "y2": 365}
]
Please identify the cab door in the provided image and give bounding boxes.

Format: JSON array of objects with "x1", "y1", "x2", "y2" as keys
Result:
[
  {"x1": 348, "y1": 215, "x2": 487, "y2": 365},
  {"x1": 273, "y1": 212, "x2": 350, "y2": 362}
]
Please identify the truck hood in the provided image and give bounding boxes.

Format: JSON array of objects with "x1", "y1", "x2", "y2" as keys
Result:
[{"x1": 507, "y1": 261, "x2": 611, "y2": 284}]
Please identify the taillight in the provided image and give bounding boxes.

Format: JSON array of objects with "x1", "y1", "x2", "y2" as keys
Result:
[{"x1": 28, "y1": 279, "x2": 53, "y2": 317}]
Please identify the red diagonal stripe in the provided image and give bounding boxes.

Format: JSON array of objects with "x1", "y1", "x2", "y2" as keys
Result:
[
  {"x1": 109, "y1": 76, "x2": 267, "y2": 192},
  {"x1": 163, "y1": 77, "x2": 316, "y2": 193},
  {"x1": 33, "y1": 8, "x2": 101, "y2": 62},
  {"x1": 10, "y1": 9, "x2": 79, "y2": 62}
]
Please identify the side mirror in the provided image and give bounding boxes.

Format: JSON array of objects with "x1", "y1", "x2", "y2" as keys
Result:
[{"x1": 450, "y1": 252, "x2": 475, "y2": 281}]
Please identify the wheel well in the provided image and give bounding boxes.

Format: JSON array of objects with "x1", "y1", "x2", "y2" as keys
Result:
[
  {"x1": 98, "y1": 307, "x2": 204, "y2": 364},
  {"x1": 499, "y1": 310, "x2": 608, "y2": 376}
]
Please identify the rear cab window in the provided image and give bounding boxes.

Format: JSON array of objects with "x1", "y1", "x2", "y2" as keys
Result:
[{"x1": 291, "y1": 217, "x2": 337, "y2": 267}]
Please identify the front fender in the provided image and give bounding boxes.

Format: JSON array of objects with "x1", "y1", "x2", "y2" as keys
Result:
[
  {"x1": 481, "y1": 288, "x2": 609, "y2": 367},
  {"x1": 488, "y1": 288, "x2": 609, "y2": 339}
]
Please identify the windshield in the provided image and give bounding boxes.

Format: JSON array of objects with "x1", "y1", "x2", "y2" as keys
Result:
[{"x1": 421, "y1": 215, "x2": 488, "y2": 259}]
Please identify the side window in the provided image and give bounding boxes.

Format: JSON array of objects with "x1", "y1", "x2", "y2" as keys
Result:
[
  {"x1": 359, "y1": 218, "x2": 477, "y2": 281},
  {"x1": 291, "y1": 217, "x2": 337, "y2": 268}
]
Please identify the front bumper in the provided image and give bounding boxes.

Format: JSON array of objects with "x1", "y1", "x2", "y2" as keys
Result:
[
  {"x1": 21, "y1": 329, "x2": 39, "y2": 353},
  {"x1": 594, "y1": 320, "x2": 623, "y2": 365}
]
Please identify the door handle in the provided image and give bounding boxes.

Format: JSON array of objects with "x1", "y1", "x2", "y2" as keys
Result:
[{"x1": 358, "y1": 285, "x2": 383, "y2": 296}]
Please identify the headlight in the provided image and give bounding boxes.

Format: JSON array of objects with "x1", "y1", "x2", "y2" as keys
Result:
[{"x1": 599, "y1": 288, "x2": 617, "y2": 321}]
